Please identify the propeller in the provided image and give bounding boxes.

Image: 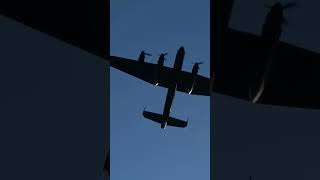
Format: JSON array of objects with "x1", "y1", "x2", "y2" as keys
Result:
[
  {"x1": 193, "y1": 61, "x2": 204, "y2": 69},
  {"x1": 158, "y1": 53, "x2": 168, "y2": 56},
  {"x1": 265, "y1": 1, "x2": 298, "y2": 10},
  {"x1": 283, "y1": 2, "x2": 297, "y2": 10},
  {"x1": 158, "y1": 53, "x2": 168, "y2": 61},
  {"x1": 141, "y1": 49, "x2": 152, "y2": 56},
  {"x1": 264, "y1": 2, "x2": 273, "y2": 8},
  {"x1": 193, "y1": 61, "x2": 203, "y2": 65},
  {"x1": 264, "y1": 1, "x2": 298, "y2": 26},
  {"x1": 282, "y1": 2, "x2": 298, "y2": 25}
]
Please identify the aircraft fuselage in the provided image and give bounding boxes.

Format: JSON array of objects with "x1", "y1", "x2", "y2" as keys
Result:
[
  {"x1": 154, "y1": 47, "x2": 185, "y2": 86},
  {"x1": 161, "y1": 83, "x2": 177, "y2": 129},
  {"x1": 160, "y1": 47, "x2": 185, "y2": 128}
]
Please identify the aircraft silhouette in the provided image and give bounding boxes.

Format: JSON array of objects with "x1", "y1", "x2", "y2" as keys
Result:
[
  {"x1": 143, "y1": 81, "x2": 188, "y2": 129},
  {"x1": 213, "y1": 1, "x2": 320, "y2": 110},
  {"x1": 262, "y1": 2, "x2": 297, "y2": 42},
  {"x1": 109, "y1": 46, "x2": 209, "y2": 129},
  {"x1": 248, "y1": 2, "x2": 298, "y2": 103},
  {"x1": 109, "y1": 47, "x2": 209, "y2": 96}
]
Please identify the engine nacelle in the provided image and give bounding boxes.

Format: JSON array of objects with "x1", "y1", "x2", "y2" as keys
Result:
[
  {"x1": 192, "y1": 64, "x2": 199, "y2": 75},
  {"x1": 188, "y1": 62, "x2": 201, "y2": 94},
  {"x1": 157, "y1": 54, "x2": 165, "y2": 66},
  {"x1": 153, "y1": 64, "x2": 162, "y2": 86},
  {"x1": 248, "y1": 41, "x2": 279, "y2": 103},
  {"x1": 138, "y1": 51, "x2": 151, "y2": 63},
  {"x1": 138, "y1": 52, "x2": 145, "y2": 63},
  {"x1": 262, "y1": 2, "x2": 296, "y2": 43},
  {"x1": 161, "y1": 122, "x2": 167, "y2": 129}
]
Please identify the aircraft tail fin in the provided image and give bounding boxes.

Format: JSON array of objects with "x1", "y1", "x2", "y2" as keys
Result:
[{"x1": 143, "y1": 111, "x2": 188, "y2": 128}]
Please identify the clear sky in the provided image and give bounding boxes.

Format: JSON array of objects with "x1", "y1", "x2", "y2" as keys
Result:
[{"x1": 110, "y1": 0, "x2": 210, "y2": 179}]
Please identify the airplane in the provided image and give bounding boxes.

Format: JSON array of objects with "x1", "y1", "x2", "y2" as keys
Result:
[
  {"x1": 212, "y1": 1, "x2": 320, "y2": 110},
  {"x1": 109, "y1": 47, "x2": 210, "y2": 97},
  {"x1": 109, "y1": 47, "x2": 209, "y2": 128}
]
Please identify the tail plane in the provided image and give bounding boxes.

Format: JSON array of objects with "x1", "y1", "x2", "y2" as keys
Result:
[{"x1": 143, "y1": 111, "x2": 188, "y2": 129}]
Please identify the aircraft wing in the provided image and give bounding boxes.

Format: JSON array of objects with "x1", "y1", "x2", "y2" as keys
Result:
[
  {"x1": 108, "y1": 56, "x2": 210, "y2": 96},
  {"x1": 175, "y1": 71, "x2": 210, "y2": 96},
  {"x1": 213, "y1": 28, "x2": 320, "y2": 109}
]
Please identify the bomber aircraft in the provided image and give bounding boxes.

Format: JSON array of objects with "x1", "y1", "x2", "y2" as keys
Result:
[{"x1": 109, "y1": 47, "x2": 210, "y2": 129}]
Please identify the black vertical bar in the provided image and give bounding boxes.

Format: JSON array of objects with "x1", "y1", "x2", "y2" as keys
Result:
[
  {"x1": 211, "y1": 0, "x2": 234, "y2": 180},
  {"x1": 104, "y1": 0, "x2": 110, "y2": 178}
]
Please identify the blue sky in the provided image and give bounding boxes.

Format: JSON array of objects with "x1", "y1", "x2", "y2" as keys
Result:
[{"x1": 110, "y1": 0, "x2": 210, "y2": 179}]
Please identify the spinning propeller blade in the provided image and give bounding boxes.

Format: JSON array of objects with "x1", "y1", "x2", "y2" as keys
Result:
[
  {"x1": 158, "y1": 53, "x2": 168, "y2": 56},
  {"x1": 193, "y1": 61, "x2": 204, "y2": 65},
  {"x1": 141, "y1": 49, "x2": 152, "y2": 56},
  {"x1": 283, "y1": 2, "x2": 297, "y2": 9}
]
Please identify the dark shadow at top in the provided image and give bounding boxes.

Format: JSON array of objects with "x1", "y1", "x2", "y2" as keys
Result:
[{"x1": 0, "y1": 0, "x2": 110, "y2": 57}]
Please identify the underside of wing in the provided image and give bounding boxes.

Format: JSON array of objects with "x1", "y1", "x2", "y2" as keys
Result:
[
  {"x1": 213, "y1": 28, "x2": 320, "y2": 109},
  {"x1": 260, "y1": 41, "x2": 320, "y2": 109},
  {"x1": 108, "y1": 56, "x2": 210, "y2": 96},
  {"x1": 189, "y1": 75, "x2": 211, "y2": 96},
  {"x1": 156, "y1": 69, "x2": 210, "y2": 96},
  {"x1": 174, "y1": 71, "x2": 210, "y2": 96},
  {"x1": 108, "y1": 56, "x2": 157, "y2": 84}
]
